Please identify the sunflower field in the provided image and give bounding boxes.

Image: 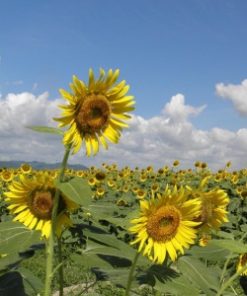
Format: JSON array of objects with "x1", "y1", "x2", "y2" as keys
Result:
[{"x1": 1, "y1": 69, "x2": 247, "y2": 296}]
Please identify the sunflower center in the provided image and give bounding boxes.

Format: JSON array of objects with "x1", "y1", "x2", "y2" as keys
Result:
[
  {"x1": 76, "y1": 94, "x2": 111, "y2": 133},
  {"x1": 146, "y1": 205, "x2": 181, "y2": 242},
  {"x1": 29, "y1": 190, "x2": 54, "y2": 220}
]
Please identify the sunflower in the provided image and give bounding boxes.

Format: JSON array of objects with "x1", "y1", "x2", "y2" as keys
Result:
[
  {"x1": 194, "y1": 188, "x2": 229, "y2": 233},
  {"x1": 54, "y1": 68, "x2": 135, "y2": 156},
  {"x1": 172, "y1": 160, "x2": 180, "y2": 167},
  {"x1": 199, "y1": 233, "x2": 211, "y2": 247},
  {"x1": 96, "y1": 187, "x2": 105, "y2": 198},
  {"x1": 95, "y1": 171, "x2": 106, "y2": 182},
  {"x1": 136, "y1": 189, "x2": 147, "y2": 200},
  {"x1": 1, "y1": 170, "x2": 14, "y2": 182},
  {"x1": 151, "y1": 183, "x2": 160, "y2": 193},
  {"x1": 129, "y1": 186, "x2": 201, "y2": 264},
  {"x1": 20, "y1": 163, "x2": 32, "y2": 174},
  {"x1": 237, "y1": 254, "x2": 247, "y2": 276},
  {"x1": 4, "y1": 174, "x2": 78, "y2": 238}
]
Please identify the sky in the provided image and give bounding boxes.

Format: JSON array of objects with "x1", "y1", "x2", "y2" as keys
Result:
[{"x1": 0, "y1": 0, "x2": 247, "y2": 170}]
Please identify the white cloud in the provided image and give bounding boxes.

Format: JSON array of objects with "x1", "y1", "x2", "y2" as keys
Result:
[
  {"x1": 216, "y1": 79, "x2": 247, "y2": 116},
  {"x1": 162, "y1": 93, "x2": 206, "y2": 123},
  {"x1": 0, "y1": 92, "x2": 64, "y2": 163},
  {"x1": 0, "y1": 91, "x2": 247, "y2": 171}
]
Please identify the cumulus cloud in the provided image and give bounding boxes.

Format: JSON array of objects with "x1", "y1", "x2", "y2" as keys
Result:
[
  {"x1": 0, "y1": 91, "x2": 247, "y2": 171},
  {"x1": 216, "y1": 79, "x2": 247, "y2": 116},
  {"x1": 162, "y1": 93, "x2": 206, "y2": 123},
  {"x1": 0, "y1": 92, "x2": 64, "y2": 163}
]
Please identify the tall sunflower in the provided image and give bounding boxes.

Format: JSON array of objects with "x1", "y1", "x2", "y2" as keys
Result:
[
  {"x1": 129, "y1": 186, "x2": 201, "y2": 264},
  {"x1": 54, "y1": 68, "x2": 135, "y2": 156},
  {"x1": 4, "y1": 174, "x2": 77, "y2": 238}
]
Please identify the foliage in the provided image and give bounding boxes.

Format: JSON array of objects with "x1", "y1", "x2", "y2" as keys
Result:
[{"x1": 1, "y1": 163, "x2": 247, "y2": 295}]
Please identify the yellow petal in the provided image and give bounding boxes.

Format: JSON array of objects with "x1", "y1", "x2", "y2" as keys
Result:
[
  {"x1": 59, "y1": 89, "x2": 75, "y2": 104},
  {"x1": 42, "y1": 221, "x2": 51, "y2": 238}
]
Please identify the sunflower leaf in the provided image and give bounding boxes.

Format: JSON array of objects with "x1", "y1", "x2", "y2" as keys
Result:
[
  {"x1": 26, "y1": 125, "x2": 63, "y2": 135},
  {"x1": 209, "y1": 239, "x2": 247, "y2": 253},
  {"x1": 56, "y1": 177, "x2": 92, "y2": 207},
  {"x1": 154, "y1": 275, "x2": 200, "y2": 296},
  {"x1": 18, "y1": 267, "x2": 44, "y2": 295},
  {"x1": 188, "y1": 244, "x2": 230, "y2": 261},
  {"x1": 0, "y1": 221, "x2": 41, "y2": 255},
  {"x1": 177, "y1": 256, "x2": 219, "y2": 295}
]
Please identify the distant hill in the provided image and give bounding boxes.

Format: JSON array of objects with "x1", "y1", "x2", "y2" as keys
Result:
[{"x1": 0, "y1": 160, "x2": 87, "y2": 170}]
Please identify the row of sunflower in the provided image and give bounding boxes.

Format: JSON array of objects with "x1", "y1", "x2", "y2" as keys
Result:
[
  {"x1": 0, "y1": 69, "x2": 247, "y2": 295},
  {"x1": 1, "y1": 160, "x2": 247, "y2": 294}
]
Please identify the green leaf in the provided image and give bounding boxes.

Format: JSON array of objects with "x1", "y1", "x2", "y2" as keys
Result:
[
  {"x1": 209, "y1": 239, "x2": 247, "y2": 253},
  {"x1": 154, "y1": 275, "x2": 200, "y2": 296},
  {"x1": 0, "y1": 253, "x2": 20, "y2": 272},
  {"x1": 240, "y1": 224, "x2": 247, "y2": 232},
  {"x1": 81, "y1": 240, "x2": 134, "y2": 266},
  {"x1": 0, "y1": 221, "x2": 41, "y2": 255},
  {"x1": 18, "y1": 267, "x2": 44, "y2": 296},
  {"x1": 86, "y1": 202, "x2": 120, "y2": 220},
  {"x1": 26, "y1": 125, "x2": 63, "y2": 135},
  {"x1": 80, "y1": 230, "x2": 150, "y2": 269},
  {"x1": 71, "y1": 253, "x2": 112, "y2": 270},
  {"x1": 56, "y1": 177, "x2": 93, "y2": 207},
  {"x1": 188, "y1": 244, "x2": 230, "y2": 261},
  {"x1": 177, "y1": 256, "x2": 219, "y2": 295},
  {"x1": 84, "y1": 231, "x2": 148, "y2": 264},
  {"x1": 216, "y1": 230, "x2": 234, "y2": 240}
]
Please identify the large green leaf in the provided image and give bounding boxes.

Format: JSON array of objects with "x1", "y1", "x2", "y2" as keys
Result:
[
  {"x1": 83, "y1": 230, "x2": 149, "y2": 265},
  {"x1": 209, "y1": 239, "x2": 247, "y2": 253},
  {"x1": 0, "y1": 221, "x2": 41, "y2": 255},
  {"x1": 26, "y1": 125, "x2": 63, "y2": 135},
  {"x1": 18, "y1": 267, "x2": 44, "y2": 296},
  {"x1": 177, "y1": 256, "x2": 219, "y2": 295},
  {"x1": 188, "y1": 244, "x2": 230, "y2": 261},
  {"x1": 154, "y1": 275, "x2": 200, "y2": 296},
  {"x1": 86, "y1": 202, "x2": 120, "y2": 220},
  {"x1": 71, "y1": 253, "x2": 112, "y2": 270},
  {"x1": 82, "y1": 240, "x2": 129, "y2": 258},
  {"x1": 56, "y1": 177, "x2": 93, "y2": 207},
  {"x1": 0, "y1": 254, "x2": 20, "y2": 272}
]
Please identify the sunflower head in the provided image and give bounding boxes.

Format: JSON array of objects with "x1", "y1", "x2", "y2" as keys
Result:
[
  {"x1": 4, "y1": 174, "x2": 78, "y2": 238},
  {"x1": 20, "y1": 163, "x2": 32, "y2": 174},
  {"x1": 1, "y1": 170, "x2": 14, "y2": 182},
  {"x1": 54, "y1": 68, "x2": 135, "y2": 156},
  {"x1": 237, "y1": 254, "x2": 247, "y2": 276},
  {"x1": 195, "y1": 188, "x2": 229, "y2": 233},
  {"x1": 129, "y1": 186, "x2": 202, "y2": 264}
]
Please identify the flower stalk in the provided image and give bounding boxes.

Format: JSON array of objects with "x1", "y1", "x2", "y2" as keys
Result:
[
  {"x1": 125, "y1": 252, "x2": 140, "y2": 296},
  {"x1": 44, "y1": 144, "x2": 72, "y2": 296}
]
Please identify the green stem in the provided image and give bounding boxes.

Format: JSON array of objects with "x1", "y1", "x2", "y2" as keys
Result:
[
  {"x1": 125, "y1": 252, "x2": 140, "y2": 296},
  {"x1": 220, "y1": 253, "x2": 233, "y2": 284},
  {"x1": 218, "y1": 231, "x2": 247, "y2": 295},
  {"x1": 58, "y1": 237, "x2": 64, "y2": 296},
  {"x1": 217, "y1": 265, "x2": 247, "y2": 296},
  {"x1": 220, "y1": 231, "x2": 247, "y2": 284},
  {"x1": 44, "y1": 144, "x2": 71, "y2": 296}
]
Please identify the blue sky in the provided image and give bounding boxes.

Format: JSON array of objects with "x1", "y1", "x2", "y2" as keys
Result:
[{"x1": 0, "y1": 0, "x2": 247, "y2": 169}]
